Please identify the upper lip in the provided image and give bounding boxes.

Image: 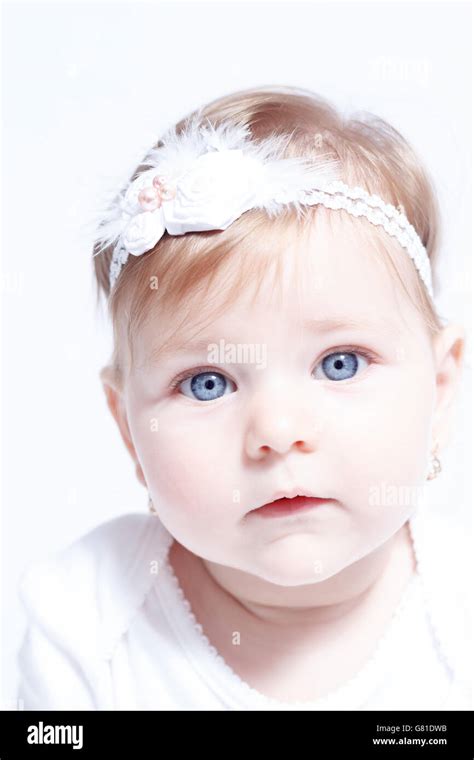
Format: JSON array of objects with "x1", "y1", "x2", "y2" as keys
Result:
[{"x1": 248, "y1": 488, "x2": 329, "y2": 512}]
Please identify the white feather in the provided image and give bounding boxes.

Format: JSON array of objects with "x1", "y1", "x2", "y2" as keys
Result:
[{"x1": 93, "y1": 114, "x2": 343, "y2": 259}]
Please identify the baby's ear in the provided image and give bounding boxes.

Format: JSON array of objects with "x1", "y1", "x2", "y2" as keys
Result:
[
  {"x1": 99, "y1": 365, "x2": 147, "y2": 488},
  {"x1": 432, "y1": 323, "x2": 466, "y2": 448}
]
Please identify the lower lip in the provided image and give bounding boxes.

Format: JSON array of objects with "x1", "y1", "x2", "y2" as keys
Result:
[{"x1": 249, "y1": 496, "x2": 331, "y2": 518}]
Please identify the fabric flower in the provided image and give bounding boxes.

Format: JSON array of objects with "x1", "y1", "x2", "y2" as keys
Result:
[
  {"x1": 122, "y1": 210, "x2": 166, "y2": 256},
  {"x1": 162, "y1": 149, "x2": 263, "y2": 235}
]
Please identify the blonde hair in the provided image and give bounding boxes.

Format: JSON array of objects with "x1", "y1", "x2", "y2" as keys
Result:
[{"x1": 92, "y1": 84, "x2": 444, "y2": 387}]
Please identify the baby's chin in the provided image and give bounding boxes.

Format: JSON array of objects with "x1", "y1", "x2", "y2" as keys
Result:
[{"x1": 241, "y1": 532, "x2": 353, "y2": 587}]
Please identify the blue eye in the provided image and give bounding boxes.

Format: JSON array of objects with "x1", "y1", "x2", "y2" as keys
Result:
[
  {"x1": 314, "y1": 351, "x2": 369, "y2": 381},
  {"x1": 179, "y1": 371, "x2": 236, "y2": 401}
]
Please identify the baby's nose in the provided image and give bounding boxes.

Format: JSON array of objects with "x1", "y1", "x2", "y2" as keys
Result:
[{"x1": 244, "y1": 395, "x2": 320, "y2": 459}]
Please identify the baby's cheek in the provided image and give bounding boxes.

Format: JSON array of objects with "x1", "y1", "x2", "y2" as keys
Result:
[
  {"x1": 323, "y1": 365, "x2": 434, "y2": 514},
  {"x1": 377, "y1": 372, "x2": 433, "y2": 474},
  {"x1": 352, "y1": 368, "x2": 434, "y2": 508},
  {"x1": 132, "y1": 407, "x2": 237, "y2": 529}
]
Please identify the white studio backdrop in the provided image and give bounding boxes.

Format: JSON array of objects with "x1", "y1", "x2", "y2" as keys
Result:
[{"x1": 1, "y1": 0, "x2": 471, "y2": 706}]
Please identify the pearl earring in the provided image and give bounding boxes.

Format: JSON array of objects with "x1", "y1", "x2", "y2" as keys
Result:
[{"x1": 427, "y1": 442, "x2": 442, "y2": 481}]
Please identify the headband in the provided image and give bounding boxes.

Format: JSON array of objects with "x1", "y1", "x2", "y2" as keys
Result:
[{"x1": 93, "y1": 115, "x2": 434, "y2": 298}]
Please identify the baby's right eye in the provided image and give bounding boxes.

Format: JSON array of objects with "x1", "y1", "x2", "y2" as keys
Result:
[{"x1": 178, "y1": 371, "x2": 237, "y2": 402}]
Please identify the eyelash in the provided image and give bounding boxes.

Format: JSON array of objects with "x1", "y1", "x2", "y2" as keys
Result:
[{"x1": 167, "y1": 346, "x2": 379, "y2": 391}]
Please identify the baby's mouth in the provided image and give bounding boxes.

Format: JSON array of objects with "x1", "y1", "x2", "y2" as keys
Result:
[{"x1": 247, "y1": 495, "x2": 332, "y2": 519}]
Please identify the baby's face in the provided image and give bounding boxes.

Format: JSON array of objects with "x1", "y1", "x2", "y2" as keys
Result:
[{"x1": 125, "y1": 215, "x2": 437, "y2": 585}]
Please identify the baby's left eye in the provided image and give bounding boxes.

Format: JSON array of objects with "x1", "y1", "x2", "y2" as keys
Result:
[{"x1": 313, "y1": 351, "x2": 369, "y2": 381}]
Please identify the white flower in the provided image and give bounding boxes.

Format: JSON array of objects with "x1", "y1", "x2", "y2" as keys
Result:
[
  {"x1": 162, "y1": 149, "x2": 263, "y2": 235},
  {"x1": 122, "y1": 210, "x2": 166, "y2": 256}
]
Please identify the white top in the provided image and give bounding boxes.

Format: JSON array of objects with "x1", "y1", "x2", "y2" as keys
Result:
[{"x1": 16, "y1": 501, "x2": 472, "y2": 711}]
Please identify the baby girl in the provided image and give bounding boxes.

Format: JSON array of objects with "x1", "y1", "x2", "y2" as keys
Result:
[{"x1": 17, "y1": 85, "x2": 471, "y2": 710}]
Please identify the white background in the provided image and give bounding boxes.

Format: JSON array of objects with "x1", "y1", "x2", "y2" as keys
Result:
[{"x1": 1, "y1": 0, "x2": 471, "y2": 705}]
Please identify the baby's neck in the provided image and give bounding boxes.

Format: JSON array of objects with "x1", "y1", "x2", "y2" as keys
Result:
[
  {"x1": 168, "y1": 522, "x2": 416, "y2": 633},
  {"x1": 168, "y1": 523, "x2": 416, "y2": 703}
]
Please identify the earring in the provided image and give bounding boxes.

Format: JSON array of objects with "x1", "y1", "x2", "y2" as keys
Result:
[
  {"x1": 427, "y1": 442, "x2": 442, "y2": 481},
  {"x1": 148, "y1": 493, "x2": 158, "y2": 515}
]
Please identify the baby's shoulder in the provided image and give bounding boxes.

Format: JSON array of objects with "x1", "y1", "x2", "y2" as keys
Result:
[{"x1": 18, "y1": 513, "x2": 172, "y2": 662}]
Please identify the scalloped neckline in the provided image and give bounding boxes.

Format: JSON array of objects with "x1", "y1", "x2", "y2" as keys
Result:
[{"x1": 153, "y1": 517, "x2": 424, "y2": 709}]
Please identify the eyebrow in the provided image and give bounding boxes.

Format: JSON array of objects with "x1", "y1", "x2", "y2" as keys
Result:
[
  {"x1": 146, "y1": 316, "x2": 398, "y2": 364},
  {"x1": 303, "y1": 316, "x2": 399, "y2": 335}
]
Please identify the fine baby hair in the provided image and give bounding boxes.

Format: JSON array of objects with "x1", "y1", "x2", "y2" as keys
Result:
[{"x1": 92, "y1": 84, "x2": 443, "y2": 392}]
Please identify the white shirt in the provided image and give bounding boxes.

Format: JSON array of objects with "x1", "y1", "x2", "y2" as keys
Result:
[{"x1": 17, "y1": 502, "x2": 472, "y2": 710}]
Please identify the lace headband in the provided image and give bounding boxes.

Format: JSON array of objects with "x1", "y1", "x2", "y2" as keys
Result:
[{"x1": 93, "y1": 115, "x2": 434, "y2": 299}]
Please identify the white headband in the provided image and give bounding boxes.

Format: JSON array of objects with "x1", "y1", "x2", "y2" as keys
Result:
[{"x1": 93, "y1": 115, "x2": 434, "y2": 298}]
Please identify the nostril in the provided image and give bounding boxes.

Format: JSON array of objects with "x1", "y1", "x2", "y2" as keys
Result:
[{"x1": 294, "y1": 440, "x2": 312, "y2": 452}]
